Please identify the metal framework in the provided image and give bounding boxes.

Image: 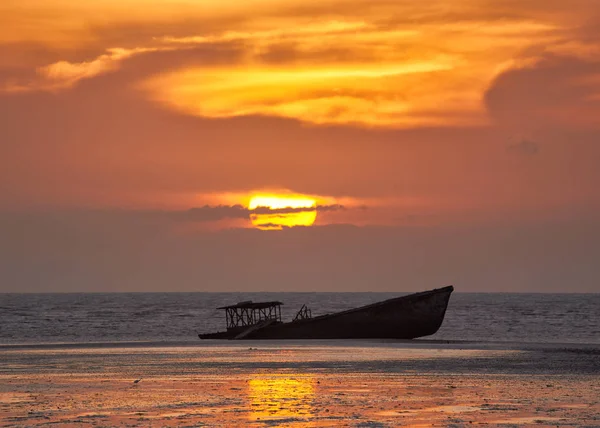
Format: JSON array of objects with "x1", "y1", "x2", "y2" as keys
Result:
[
  {"x1": 217, "y1": 301, "x2": 283, "y2": 330},
  {"x1": 293, "y1": 304, "x2": 312, "y2": 321}
]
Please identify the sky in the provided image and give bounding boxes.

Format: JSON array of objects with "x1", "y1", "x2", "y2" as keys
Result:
[{"x1": 0, "y1": 0, "x2": 599, "y2": 292}]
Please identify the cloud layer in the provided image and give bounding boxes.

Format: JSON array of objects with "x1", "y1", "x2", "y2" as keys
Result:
[
  {"x1": 2, "y1": 210, "x2": 598, "y2": 292},
  {"x1": 4, "y1": 0, "x2": 598, "y2": 127}
]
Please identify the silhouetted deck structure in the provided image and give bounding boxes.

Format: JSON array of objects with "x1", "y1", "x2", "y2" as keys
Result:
[{"x1": 217, "y1": 301, "x2": 283, "y2": 330}]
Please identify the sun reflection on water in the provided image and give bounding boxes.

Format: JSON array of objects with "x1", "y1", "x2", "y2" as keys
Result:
[{"x1": 247, "y1": 375, "x2": 315, "y2": 424}]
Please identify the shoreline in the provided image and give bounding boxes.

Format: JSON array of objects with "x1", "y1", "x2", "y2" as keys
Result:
[
  {"x1": 2, "y1": 344, "x2": 599, "y2": 426},
  {"x1": 2, "y1": 337, "x2": 600, "y2": 351}
]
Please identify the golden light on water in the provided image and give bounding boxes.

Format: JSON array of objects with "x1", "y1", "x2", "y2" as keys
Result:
[
  {"x1": 247, "y1": 375, "x2": 315, "y2": 423},
  {"x1": 248, "y1": 194, "x2": 317, "y2": 230}
]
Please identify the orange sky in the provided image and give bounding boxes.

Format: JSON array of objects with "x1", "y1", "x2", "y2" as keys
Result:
[{"x1": 0, "y1": 0, "x2": 599, "y2": 291}]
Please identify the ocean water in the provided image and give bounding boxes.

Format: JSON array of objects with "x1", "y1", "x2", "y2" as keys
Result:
[{"x1": 1, "y1": 292, "x2": 599, "y2": 345}]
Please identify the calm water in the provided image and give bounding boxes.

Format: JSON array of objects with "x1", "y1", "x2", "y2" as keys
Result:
[{"x1": 1, "y1": 292, "x2": 599, "y2": 345}]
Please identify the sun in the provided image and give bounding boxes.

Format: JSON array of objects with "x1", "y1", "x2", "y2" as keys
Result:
[{"x1": 248, "y1": 194, "x2": 317, "y2": 230}]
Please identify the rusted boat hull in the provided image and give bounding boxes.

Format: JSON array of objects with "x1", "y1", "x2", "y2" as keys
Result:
[{"x1": 198, "y1": 285, "x2": 454, "y2": 340}]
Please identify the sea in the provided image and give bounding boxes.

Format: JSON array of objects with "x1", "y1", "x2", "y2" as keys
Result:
[{"x1": 1, "y1": 292, "x2": 599, "y2": 346}]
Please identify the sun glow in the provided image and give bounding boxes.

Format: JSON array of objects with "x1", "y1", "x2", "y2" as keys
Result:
[
  {"x1": 248, "y1": 194, "x2": 317, "y2": 230},
  {"x1": 248, "y1": 195, "x2": 316, "y2": 211}
]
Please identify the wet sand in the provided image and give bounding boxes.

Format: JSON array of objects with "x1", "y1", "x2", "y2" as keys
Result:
[{"x1": 1, "y1": 342, "x2": 599, "y2": 427}]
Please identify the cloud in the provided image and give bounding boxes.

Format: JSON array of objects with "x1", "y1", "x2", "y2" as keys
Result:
[
  {"x1": 139, "y1": 14, "x2": 561, "y2": 128},
  {"x1": 61, "y1": 204, "x2": 347, "y2": 225},
  {"x1": 251, "y1": 204, "x2": 345, "y2": 214},
  {"x1": 507, "y1": 139, "x2": 539, "y2": 156},
  {"x1": 3, "y1": 47, "x2": 172, "y2": 92},
  {"x1": 156, "y1": 20, "x2": 371, "y2": 46},
  {"x1": 485, "y1": 54, "x2": 600, "y2": 131},
  {"x1": 179, "y1": 205, "x2": 249, "y2": 222},
  {"x1": 1, "y1": 1, "x2": 569, "y2": 127},
  {"x1": 38, "y1": 47, "x2": 160, "y2": 89}
]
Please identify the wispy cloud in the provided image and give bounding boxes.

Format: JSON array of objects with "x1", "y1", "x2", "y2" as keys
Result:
[
  {"x1": 1, "y1": 0, "x2": 571, "y2": 127},
  {"x1": 39, "y1": 48, "x2": 157, "y2": 88},
  {"x1": 3, "y1": 47, "x2": 170, "y2": 92},
  {"x1": 141, "y1": 16, "x2": 560, "y2": 128},
  {"x1": 156, "y1": 20, "x2": 374, "y2": 46},
  {"x1": 507, "y1": 139, "x2": 540, "y2": 156},
  {"x1": 130, "y1": 204, "x2": 346, "y2": 223}
]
